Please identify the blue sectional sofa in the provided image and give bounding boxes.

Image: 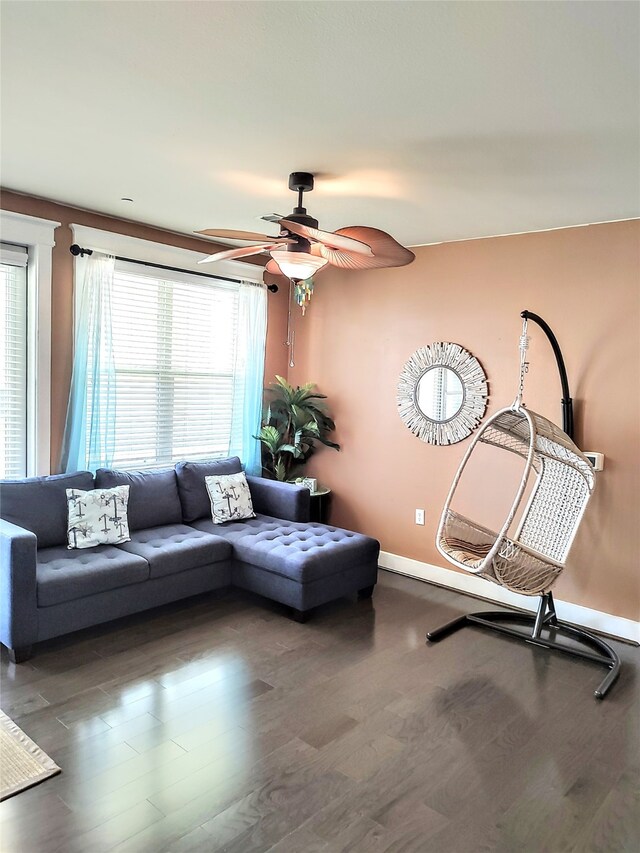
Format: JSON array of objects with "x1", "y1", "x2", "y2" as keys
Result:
[{"x1": 0, "y1": 458, "x2": 379, "y2": 662}]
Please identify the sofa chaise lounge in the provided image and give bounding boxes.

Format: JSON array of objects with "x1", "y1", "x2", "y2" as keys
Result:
[{"x1": 0, "y1": 457, "x2": 379, "y2": 662}]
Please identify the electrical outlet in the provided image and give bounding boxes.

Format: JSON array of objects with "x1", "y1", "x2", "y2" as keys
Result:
[
  {"x1": 415, "y1": 508, "x2": 425, "y2": 526},
  {"x1": 584, "y1": 452, "x2": 604, "y2": 471}
]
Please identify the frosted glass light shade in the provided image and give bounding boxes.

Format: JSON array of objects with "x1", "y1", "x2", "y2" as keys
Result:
[{"x1": 270, "y1": 250, "x2": 328, "y2": 281}]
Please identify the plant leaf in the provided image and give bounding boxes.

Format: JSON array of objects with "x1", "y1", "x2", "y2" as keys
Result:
[
  {"x1": 316, "y1": 436, "x2": 341, "y2": 450},
  {"x1": 279, "y1": 443, "x2": 303, "y2": 458}
]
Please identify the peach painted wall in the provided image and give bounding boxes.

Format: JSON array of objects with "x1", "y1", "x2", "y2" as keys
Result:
[
  {"x1": 288, "y1": 220, "x2": 640, "y2": 622},
  {"x1": 264, "y1": 272, "x2": 290, "y2": 385},
  {"x1": 0, "y1": 190, "x2": 289, "y2": 471}
]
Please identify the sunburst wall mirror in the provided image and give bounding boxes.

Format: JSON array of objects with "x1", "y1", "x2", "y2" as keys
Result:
[{"x1": 397, "y1": 342, "x2": 488, "y2": 445}]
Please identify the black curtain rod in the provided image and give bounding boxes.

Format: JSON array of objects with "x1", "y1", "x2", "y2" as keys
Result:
[{"x1": 69, "y1": 244, "x2": 278, "y2": 293}]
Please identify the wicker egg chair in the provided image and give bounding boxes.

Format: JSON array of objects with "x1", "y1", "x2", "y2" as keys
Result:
[
  {"x1": 437, "y1": 405, "x2": 595, "y2": 596},
  {"x1": 427, "y1": 312, "x2": 620, "y2": 699}
]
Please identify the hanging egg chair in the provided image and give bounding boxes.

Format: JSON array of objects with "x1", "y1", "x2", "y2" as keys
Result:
[
  {"x1": 427, "y1": 311, "x2": 620, "y2": 699},
  {"x1": 437, "y1": 405, "x2": 595, "y2": 597}
]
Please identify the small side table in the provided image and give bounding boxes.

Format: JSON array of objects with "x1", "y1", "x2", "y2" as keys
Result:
[{"x1": 309, "y1": 487, "x2": 331, "y2": 524}]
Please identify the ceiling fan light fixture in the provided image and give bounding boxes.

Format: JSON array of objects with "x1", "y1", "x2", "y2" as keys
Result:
[{"x1": 270, "y1": 250, "x2": 328, "y2": 282}]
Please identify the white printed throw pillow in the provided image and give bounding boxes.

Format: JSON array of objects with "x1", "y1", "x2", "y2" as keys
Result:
[
  {"x1": 205, "y1": 472, "x2": 255, "y2": 525},
  {"x1": 66, "y1": 486, "x2": 131, "y2": 549}
]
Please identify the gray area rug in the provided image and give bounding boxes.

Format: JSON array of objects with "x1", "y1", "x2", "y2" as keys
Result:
[{"x1": 0, "y1": 709, "x2": 61, "y2": 800}]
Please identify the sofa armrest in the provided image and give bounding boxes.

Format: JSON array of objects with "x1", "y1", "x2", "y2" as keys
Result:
[
  {"x1": 0, "y1": 519, "x2": 38, "y2": 650},
  {"x1": 246, "y1": 477, "x2": 311, "y2": 523}
]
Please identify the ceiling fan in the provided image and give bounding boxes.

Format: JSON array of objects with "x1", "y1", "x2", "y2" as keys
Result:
[{"x1": 196, "y1": 171, "x2": 415, "y2": 295}]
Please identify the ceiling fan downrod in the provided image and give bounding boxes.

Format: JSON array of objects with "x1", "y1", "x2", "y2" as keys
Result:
[
  {"x1": 286, "y1": 172, "x2": 318, "y2": 226},
  {"x1": 288, "y1": 171, "x2": 314, "y2": 211}
]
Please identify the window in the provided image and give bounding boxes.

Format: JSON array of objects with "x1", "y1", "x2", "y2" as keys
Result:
[
  {"x1": 99, "y1": 262, "x2": 241, "y2": 469},
  {"x1": 0, "y1": 244, "x2": 28, "y2": 478},
  {"x1": 68, "y1": 223, "x2": 265, "y2": 474},
  {"x1": 0, "y1": 210, "x2": 58, "y2": 477}
]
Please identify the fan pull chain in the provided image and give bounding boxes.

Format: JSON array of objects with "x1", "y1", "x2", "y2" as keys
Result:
[
  {"x1": 514, "y1": 316, "x2": 530, "y2": 409},
  {"x1": 285, "y1": 279, "x2": 296, "y2": 367},
  {"x1": 285, "y1": 279, "x2": 293, "y2": 347}
]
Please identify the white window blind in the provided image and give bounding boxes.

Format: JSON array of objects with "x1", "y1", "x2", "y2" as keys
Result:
[
  {"x1": 101, "y1": 262, "x2": 240, "y2": 469},
  {"x1": 0, "y1": 243, "x2": 28, "y2": 478}
]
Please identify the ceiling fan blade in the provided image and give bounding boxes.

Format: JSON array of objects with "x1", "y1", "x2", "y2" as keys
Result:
[
  {"x1": 316, "y1": 226, "x2": 415, "y2": 270},
  {"x1": 196, "y1": 228, "x2": 290, "y2": 242},
  {"x1": 260, "y1": 214, "x2": 286, "y2": 224},
  {"x1": 280, "y1": 220, "x2": 373, "y2": 256},
  {"x1": 198, "y1": 242, "x2": 281, "y2": 265},
  {"x1": 265, "y1": 258, "x2": 286, "y2": 276}
]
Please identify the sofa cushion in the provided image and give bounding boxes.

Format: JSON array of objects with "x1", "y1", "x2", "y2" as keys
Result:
[
  {"x1": 116, "y1": 524, "x2": 232, "y2": 579},
  {"x1": 175, "y1": 457, "x2": 242, "y2": 523},
  {"x1": 37, "y1": 545, "x2": 149, "y2": 607},
  {"x1": 0, "y1": 471, "x2": 94, "y2": 548},
  {"x1": 191, "y1": 515, "x2": 380, "y2": 584},
  {"x1": 95, "y1": 467, "x2": 182, "y2": 531}
]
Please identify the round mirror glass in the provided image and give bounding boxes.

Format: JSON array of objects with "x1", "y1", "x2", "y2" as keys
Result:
[{"x1": 416, "y1": 366, "x2": 464, "y2": 422}]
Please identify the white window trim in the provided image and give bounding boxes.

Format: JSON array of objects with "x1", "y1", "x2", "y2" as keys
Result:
[
  {"x1": 70, "y1": 225, "x2": 264, "y2": 284},
  {"x1": 1, "y1": 210, "x2": 60, "y2": 476}
]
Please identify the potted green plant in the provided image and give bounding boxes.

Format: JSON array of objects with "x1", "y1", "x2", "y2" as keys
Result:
[{"x1": 255, "y1": 375, "x2": 340, "y2": 481}]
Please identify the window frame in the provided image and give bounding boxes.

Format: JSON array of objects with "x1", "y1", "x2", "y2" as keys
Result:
[{"x1": 1, "y1": 210, "x2": 59, "y2": 476}]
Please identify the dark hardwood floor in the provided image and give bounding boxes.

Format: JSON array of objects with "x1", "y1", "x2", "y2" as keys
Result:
[{"x1": 0, "y1": 571, "x2": 638, "y2": 852}]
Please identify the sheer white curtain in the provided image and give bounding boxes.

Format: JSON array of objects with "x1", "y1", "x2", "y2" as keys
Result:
[
  {"x1": 229, "y1": 281, "x2": 268, "y2": 474},
  {"x1": 62, "y1": 263, "x2": 267, "y2": 474},
  {"x1": 60, "y1": 253, "x2": 116, "y2": 472}
]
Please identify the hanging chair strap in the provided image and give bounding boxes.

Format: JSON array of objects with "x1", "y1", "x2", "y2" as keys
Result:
[{"x1": 513, "y1": 316, "x2": 530, "y2": 409}]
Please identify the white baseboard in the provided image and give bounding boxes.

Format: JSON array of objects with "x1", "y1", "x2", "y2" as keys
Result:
[{"x1": 379, "y1": 551, "x2": 640, "y2": 645}]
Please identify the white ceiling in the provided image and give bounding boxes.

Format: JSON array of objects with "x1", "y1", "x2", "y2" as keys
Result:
[{"x1": 1, "y1": 1, "x2": 638, "y2": 247}]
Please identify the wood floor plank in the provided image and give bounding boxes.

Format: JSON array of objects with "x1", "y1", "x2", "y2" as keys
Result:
[
  {"x1": 158, "y1": 825, "x2": 213, "y2": 852},
  {"x1": 299, "y1": 712, "x2": 359, "y2": 750},
  {"x1": 266, "y1": 825, "x2": 329, "y2": 852},
  {"x1": 334, "y1": 732, "x2": 405, "y2": 781},
  {"x1": 321, "y1": 816, "x2": 391, "y2": 852},
  {"x1": 62, "y1": 799, "x2": 165, "y2": 853}
]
